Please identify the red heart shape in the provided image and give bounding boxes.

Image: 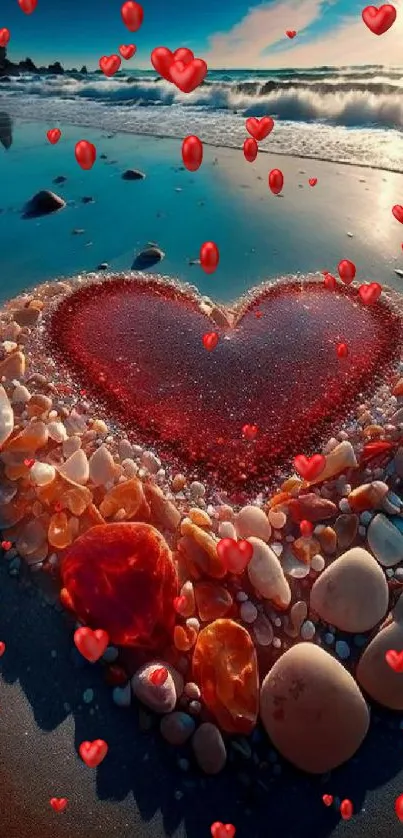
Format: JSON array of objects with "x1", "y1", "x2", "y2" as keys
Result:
[
  {"x1": 245, "y1": 116, "x2": 274, "y2": 141},
  {"x1": 362, "y1": 4, "x2": 396, "y2": 35},
  {"x1": 322, "y1": 794, "x2": 334, "y2": 807},
  {"x1": 242, "y1": 423, "x2": 258, "y2": 440},
  {"x1": 0, "y1": 641, "x2": 6, "y2": 657},
  {"x1": 151, "y1": 47, "x2": 194, "y2": 81},
  {"x1": 294, "y1": 453, "x2": 326, "y2": 481},
  {"x1": 99, "y1": 55, "x2": 121, "y2": 77},
  {"x1": 286, "y1": 30, "x2": 297, "y2": 38},
  {"x1": 169, "y1": 58, "x2": 207, "y2": 93},
  {"x1": 50, "y1": 797, "x2": 68, "y2": 813},
  {"x1": 217, "y1": 538, "x2": 254, "y2": 574},
  {"x1": 79, "y1": 739, "x2": 108, "y2": 767},
  {"x1": 393, "y1": 204, "x2": 403, "y2": 224},
  {"x1": 74, "y1": 627, "x2": 109, "y2": 662},
  {"x1": 358, "y1": 283, "x2": 382, "y2": 305},
  {"x1": 121, "y1": 1, "x2": 143, "y2": 32},
  {"x1": 385, "y1": 649, "x2": 403, "y2": 672},
  {"x1": 47, "y1": 128, "x2": 61, "y2": 145},
  {"x1": 211, "y1": 823, "x2": 236, "y2": 838},
  {"x1": 18, "y1": 0, "x2": 37, "y2": 13},
  {"x1": 309, "y1": 177, "x2": 317, "y2": 187},
  {"x1": 119, "y1": 44, "x2": 136, "y2": 60},
  {"x1": 48, "y1": 277, "x2": 402, "y2": 494},
  {"x1": 0, "y1": 28, "x2": 10, "y2": 47},
  {"x1": 1, "y1": 540, "x2": 12, "y2": 550}
]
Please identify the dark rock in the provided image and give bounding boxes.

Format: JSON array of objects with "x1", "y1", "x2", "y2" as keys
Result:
[
  {"x1": 53, "y1": 175, "x2": 67, "y2": 184},
  {"x1": 122, "y1": 169, "x2": 146, "y2": 181},
  {"x1": 0, "y1": 112, "x2": 12, "y2": 150},
  {"x1": 100, "y1": 154, "x2": 108, "y2": 160},
  {"x1": 71, "y1": 228, "x2": 85, "y2": 235},
  {"x1": 47, "y1": 61, "x2": 64, "y2": 75},
  {"x1": 81, "y1": 196, "x2": 94, "y2": 204},
  {"x1": 22, "y1": 190, "x2": 66, "y2": 219},
  {"x1": 132, "y1": 245, "x2": 165, "y2": 270},
  {"x1": 80, "y1": 66, "x2": 88, "y2": 74},
  {"x1": 97, "y1": 262, "x2": 109, "y2": 271}
]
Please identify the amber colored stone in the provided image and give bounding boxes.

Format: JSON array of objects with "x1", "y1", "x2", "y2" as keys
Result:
[
  {"x1": 268, "y1": 491, "x2": 292, "y2": 508},
  {"x1": 292, "y1": 536, "x2": 320, "y2": 564},
  {"x1": 61, "y1": 522, "x2": 178, "y2": 649},
  {"x1": 78, "y1": 503, "x2": 106, "y2": 536},
  {"x1": 0, "y1": 498, "x2": 28, "y2": 529},
  {"x1": 393, "y1": 378, "x2": 403, "y2": 396},
  {"x1": 192, "y1": 619, "x2": 259, "y2": 734},
  {"x1": 174, "y1": 624, "x2": 198, "y2": 651},
  {"x1": 63, "y1": 483, "x2": 93, "y2": 516},
  {"x1": 179, "y1": 521, "x2": 226, "y2": 579},
  {"x1": 48, "y1": 512, "x2": 74, "y2": 550},
  {"x1": 99, "y1": 478, "x2": 146, "y2": 520},
  {"x1": 195, "y1": 582, "x2": 233, "y2": 621},
  {"x1": 4, "y1": 421, "x2": 48, "y2": 453}
]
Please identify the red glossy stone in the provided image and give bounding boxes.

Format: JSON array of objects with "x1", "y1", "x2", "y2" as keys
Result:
[
  {"x1": 61, "y1": 523, "x2": 178, "y2": 648},
  {"x1": 48, "y1": 277, "x2": 402, "y2": 494}
]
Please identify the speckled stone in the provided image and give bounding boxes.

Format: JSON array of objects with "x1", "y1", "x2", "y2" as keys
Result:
[{"x1": 367, "y1": 514, "x2": 403, "y2": 567}]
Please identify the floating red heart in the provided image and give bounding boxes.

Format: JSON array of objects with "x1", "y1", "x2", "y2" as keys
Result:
[
  {"x1": 393, "y1": 205, "x2": 403, "y2": 224},
  {"x1": 309, "y1": 177, "x2": 317, "y2": 187},
  {"x1": 119, "y1": 44, "x2": 136, "y2": 60},
  {"x1": 340, "y1": 799, "x2": 353, "y2": 820},
  {"x1": 200, "y1": 242, "x2": 219, "y2": 274},
  {"x1": 47, "y1": 128, "x2": 61, "y2": 145},
  {"x1": 170, "y1": 58, "x2": 208, "y2": 93},
  {"x1": 99, "y1": 55, "x2": 121, "y2": 77},
  {"x1": 149, "y1": 666, "x2": 168, "y2": 686},
  {"x1": 79, "y1": 739, "x2": 108, "y2": 768},
  {"x1": 396, "y1": 794, "x2": 403, "y2": 822},
  {"x1": 217, "y1": 538, "x2": 253, "y2": 574},
  {"x1": 243, "y1": 138, "x2": 258, "y2": 162},
  {"x1": 50, "y1": 798, "x2": 68, "y2": 813},
  {"x1": 0, "y1": 641, "x2": 5, "y2": 657},
  {"x1": 121, "y1": 1, "x2": 143, "y2": 32},
  {"x1": 0, "y1": 28, "x2": 10, "y2": 47},
  {"x1": 286, "y1": 30, "x2": 297, "y2": 38},
  {"x1": 385, "y1": 649, "x2": 403, "y2": 672},
  {"x1": 245, "y1": 116, "x2": 274, "y2": 141},
  {"x1": 358, "y1": 282, "x2": 382, "y2": 305},
  {"x1": 75, "y1": 140, "x2": 96, "y2": 170},
  {"x1": 268, "y1": 168, "x2": 284, "y2": 194},
  {"x1": 211, "y1": 824, "x2": 236, "y2": 838},
  {"x1": 322, "y1": 794, "x2": 334, "y2": 807},
  {"x1": 337, "y1": 342, "x2": 348, "y2": 359},
  {"x1": 182, "y1": 135, "x2": 203, "y2": 171},
  {"x1": 294, "y1": 453, "x2": 326, "y2": 481},
  {"x1": 338, "y1": 259, "x2": 356, "y2": 284},
  {"x1": 151, "y1": 47, "x2": 194, "y2": 81},
  {"x1": 1, "y1": 540, "x2": 12, "y2": 550},
  {"x1": 324, "y1": 273, "x2": 337, "y2": 290},
  {"x1": 362, "y1": 4, "x2": 396, "y2": 35},
  {"x1": 18, "y1": 0, "x2": 37, "y2": 14},
  {"x1": 242, "y1": 424, "x2": 258, "y2": 440},
  {"x1": 74, "y1": 627, "x2": 109, "y2": 662},
  {"x1": 48, "y1": 278, "x2": 401, "y2": 493}
]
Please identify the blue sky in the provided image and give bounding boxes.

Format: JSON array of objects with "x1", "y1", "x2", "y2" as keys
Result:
[{"x1": 3, "y1": 0, "x2": 402, "y2": 69}]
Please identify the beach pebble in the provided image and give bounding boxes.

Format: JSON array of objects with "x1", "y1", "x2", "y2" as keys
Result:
[
  {"x1": 184, "y1": 682, "x2": 201, "y2": 700},
  {"x1": 189, "y1": 481, "x2": 206, "y2": 499},
  {"x1": 122, "y1": 169, "x2": 146, "y2": 180},
  {"x1": 235, "y1": 505, "x2": 271, "y2": 541},
  {"x1": 113, "y1": 683, "x2": 131, "y2": 708},
  {"x1": 317, "y1": 526, "x2": 337, "y2": 555},
  {"x1": 367, "y1": 514, "x2": 403, "y2": 567},
  {"x1": 253, "y1": 614, "x2": 274, "y2": 646},
  {"x1": 0, "y1": 351, "x2": 25, "y2": 381},
  {"x1": 268, "y1": 508, "x2": 287, "y2": 529},
  {"x1": 0, "y1": 385, "x2": 14, "y2": 447},
  {"x1": 259, "y1": 643, "x2": 370, "y2": 773},
  {"x1": 356, "y1": 594, "x2": 403, "y2": 710},
  {"x1": 144, "y1": 482, "x2": 181, "y2": 532},
  {"x1": 286, "y1": 494, "x2": 337, "y2": 522},
  {"x1": 218, "y1": 521, "x2": 237, "y2": 539},
  {"x1": 11, "y1": 384, "x2": 30, "y2": 405},
  {"x1": 310, "y1": 547, "x2": 388, "y2": 632},
  {"x1": 141, "y1": 450, "x2": 161, "y2": 474},
  {"x1": 348, "y1": 482, "x2": 389, "y2": 512},
  {"x1": 308, "y1": 441, "x2": 357, "y2": 485},
  {"x1": 30, "y1": 461, "x2": 56, "y2": 487},
  {"x1": 192, "y1": 722, "x2": 227, "y2": 775},
  {"x1": 335, "y1": 640, "x2": 350, "y2": 660},
  {"x1": 132, "y1": 245, "x2": 164, "y2": 270},
  {"x1": 23, "y1": 190, "x2": 65, "y2": 219},
  {"x1": 160, "y1": 711, "x2": 196, "y2": 745},
  {"x1": 172, "y1": 473, "x2": 186, "y2": 493},
  {"x1": 62, "y1": 435, "x2": 81, "y2": 457},
  {"x1": 47, "y1": 421, "x2": 67, "y2": 443},
  {"x1": 89, "y1": 444, "x2": 116, "y2": 486},
  {"x1": 58, "y1": 449, "x2": 89, "y2": 485},
  {"x1": 247, "y1": 537, "x2": 291, "y2": 609},
  {"x1": 240, "y1": 601, "x2": 258, "y2": 623},
  {"x1": 102, "y1": 646, "x2": 119, "y2": 663},
  {"x1": 131, "y1": 663, "x2": 183, "y2": 714},
  {"x1": 189, "y1": 508, "x2": 212, "y2": 528},
  {"x1": 334, "y1": 514, "x2": 359, "y2": 549},
  {"x1": 300, "y1": 620, "x2": 316, "y2": 640},
  {"x1": 311, "y1": 554, "x2": 325, "y2": 572}
]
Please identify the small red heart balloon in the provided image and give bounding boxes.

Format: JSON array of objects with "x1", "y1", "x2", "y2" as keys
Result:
[
  {"x1": 1, "y1": 541, "x2": 12, "y2": 550},
  {"x1": 121, "y1": 1, "x2": 143, "y2": 32},
  {"x1": 338, "y1": 259, "x2": 356, "y2": 284},
  {"x1": 0, "y1": 28, "x2": 10, "y2": 47},
  {"x1": 243, "y1": 137, "x2": 258, "y2": 162},
  {"x1": 74, "y1": 627, "x2": 109, "y2": 662},
  {"x1": 337, "y1": 342, "x2": 348, "y2": 359},
  {"x1": 268, "y1": 168, "x2": 284, "y2": 194},
  {"x1": 294, "y1": 453, "x2": 326, "y2": 481},
  {"x1": 151, "y1": 47, "x2": 194, "y2": 81},
  {"x1": 47, "y1": 128, "x2": 61, "y2": 145},
  {"x1": 99, "y1": 55, "x2": 121, "y2": 77},
  {"x1": 286, "y1": 30, "x2": 297, "y2": 38},
  {"x1": 324, "y1": 273, "x2": 337, "y2": 290},
  {"x1": 362, "y1": 4, "x2": 396, "y2": 35},
  {"x1": 169, "y1": 58, "x2": 207, "y2": 93},
  {"x1": 182, "y1": 135, "x2": 203, "y2": 171},
  {"x1": 200, "y1": 241, "x2": 219, "y2": 274},
  {"x1": 18, "y1": 0, "x2": 37, "y2": 14},
  {"x1": 300, "y1": 519, "x2": 314, "y2": 537},
  {"x1": 242, "y1": 423, "x2": 258, "y2": 440},
  {"x1": 119, "y1": 44, "x2": 136, "y2": 60},
  {"x1": 322, "y1": 794, "x2": 334, "y2": 807},
  {"x1": 395, "y1": 794, "x2": 403, "y2": 822},
  {"x1": 340, "y1": 799, "x2": 353, "y2": 820},
  {"x1": 0, "y1": 641, "x2": 6, "y2": 657},
  {"x1": 50, "y1": 798, "x2": 68, "y2": 813},
  {"x1": 211, "y1": 824, "x2": 236, "y2": 838},
  {"x1": 245, "y1": 116, "x2": 274, "y2": 141},
  {"x1": 358, "y1": 282, "x2": 382, "y2": 305},
  {"x1": 202, "y1": 332, "x2": 219, "y2": 351},
  {"x1": 75, "y1": 140, "x2": 96, "y2": 170},
  {"x1": 216, "y1": 538, "x2": 253, "y2": 574},
  {"x1": 79, "y1": 739, "x2": 108, "y2": 768},
  {"x1": 309, "y1": 177, "x2": 317, "y2": 186},
  {"x1": 149, "y1": 666, "x2": 168, "y2": 686},
  {"x1": 392, "y1": 204, "x2": 403, "y2": 223},
  {"x1": 385, "y1": 649, "x2": 403, "y2": 672}
]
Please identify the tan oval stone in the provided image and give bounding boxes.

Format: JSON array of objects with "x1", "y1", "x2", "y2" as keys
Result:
[
  {"x1": 247, "y1": 537, "x2": 291, "y2": 609},
  {"x1": 0, "y1": 351, "x2": 26, "y2": 381},
  {"x1": 356, "y1": 596, "x2": 403, "y2": 710},
  {"x1": 260, "y1": 643, "x2": 370, "y2": 773},
  {"x1": 89, "y1": 444, "x2": 116, "y2": 486},
  {"x1": 310, "y1": 547, "x2": 388, "y2": 632}
]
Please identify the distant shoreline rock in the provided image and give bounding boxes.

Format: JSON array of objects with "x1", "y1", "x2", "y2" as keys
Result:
[{"x1": 0, "y1": 46, "x2": 87, "y2": 78}]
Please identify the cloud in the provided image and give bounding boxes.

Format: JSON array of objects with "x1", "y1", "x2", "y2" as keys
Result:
[{"x1": 205, "y1": 0, "x2": 403, "y2": 67}]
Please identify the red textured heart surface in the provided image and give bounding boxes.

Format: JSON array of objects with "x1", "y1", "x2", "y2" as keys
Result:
[{"x1": 48, "y1": 277, "x2": 402, "y2": 493}]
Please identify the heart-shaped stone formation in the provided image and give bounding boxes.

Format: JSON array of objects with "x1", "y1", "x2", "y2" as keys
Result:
[{"x1": 47, "y1": 275, "x2": 402, "y2": 495}]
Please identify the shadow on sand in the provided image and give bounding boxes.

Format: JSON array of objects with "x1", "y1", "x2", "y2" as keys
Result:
[{"x1": 0, "y1": 557, "x2": 403, "y2": 838}]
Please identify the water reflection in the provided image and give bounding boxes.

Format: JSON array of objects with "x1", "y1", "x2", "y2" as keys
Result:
[{"x1": 0, "y1": 111, "x2": 13, "y2": 150}]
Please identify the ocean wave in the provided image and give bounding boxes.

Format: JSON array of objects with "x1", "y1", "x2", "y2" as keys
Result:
[{"x1": 2, "y1": 66, "x2": 403, "y2": 129}]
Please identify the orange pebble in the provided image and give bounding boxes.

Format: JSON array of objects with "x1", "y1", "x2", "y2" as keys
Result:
[{"x1": 174, "y1": 624, "x2": 197, "y2": 651}]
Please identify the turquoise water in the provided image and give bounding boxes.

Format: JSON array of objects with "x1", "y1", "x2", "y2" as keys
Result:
[{"x1": 1, "y1": 120, "x2": 403, "y2": 304}]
